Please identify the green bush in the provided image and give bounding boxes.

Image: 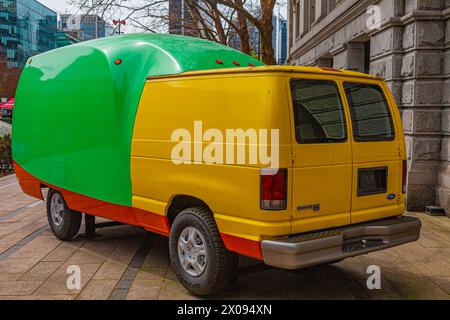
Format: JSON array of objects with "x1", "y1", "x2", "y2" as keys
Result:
[{"x1": 0, "y1": 134, "x2": 13, "y2": 176}]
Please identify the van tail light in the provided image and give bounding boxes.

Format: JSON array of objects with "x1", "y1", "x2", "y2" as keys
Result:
[
  {"x1": 402, "y1": 160, "x2": 407, "y2": 194},
  {"x1": 260, "y1": 169, "x2": 287, "y2": 210}
]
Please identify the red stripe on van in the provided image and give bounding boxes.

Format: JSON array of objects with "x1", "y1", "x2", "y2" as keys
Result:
[
  {"x1": 14, "y1": 162, "x2": 263, "y2": 259},
  {"x1": 220, "y1": 233, "x2": 263, "y2": 261},
  {"x1": 13, "y1": 162, "x2": 170, "y2": 236}
]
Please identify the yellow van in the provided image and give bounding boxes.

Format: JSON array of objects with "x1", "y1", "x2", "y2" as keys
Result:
[{"x1": 13, "y1": 35, "x2": 421, "y2": 296}]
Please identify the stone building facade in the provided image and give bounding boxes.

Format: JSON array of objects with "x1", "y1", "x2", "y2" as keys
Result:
[{"x1": 287, "y1": 0, "x2": 450, "y2": 213}]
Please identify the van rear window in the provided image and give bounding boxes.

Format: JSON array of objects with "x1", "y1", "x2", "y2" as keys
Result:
[
  {"x1": 290, "y1": 79, "x2": 347, "y2": 144},
  {"x1": 344, "y1": 83, "x2": 395, "y2": 142}
]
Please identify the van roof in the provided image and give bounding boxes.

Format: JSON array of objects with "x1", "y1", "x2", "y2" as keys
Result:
[
  {"x1": 31, "y1": 33, "x2": 265, "y2": 77},
  {"x1": 147, "y1": 65, "x2": 382, "y2": 81}
]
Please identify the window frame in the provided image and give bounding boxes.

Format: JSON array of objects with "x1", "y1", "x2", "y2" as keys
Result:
[
  {"x1": 343, "y1": 81, "x2": 396, "y2": 143},
  {"x1": 289, "y1": 78, "x2": 348, "y2": 145}
]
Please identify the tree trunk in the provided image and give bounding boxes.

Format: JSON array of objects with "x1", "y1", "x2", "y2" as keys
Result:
[
  {"x1": 259, "y1": 0, "x2": 276, "y2": 65},
  {"x1": 239, "y1": 30, "x2": 250, "y2": 55},
  {"x1": 235, "y1": 0, "x2": 250, "y2": 54},
  {"x1": 210, "y1": 1, "x2": 228, "y2": 45},
  {"x1": 260, "y1": 31, "x2": 275, "y2": 65}
]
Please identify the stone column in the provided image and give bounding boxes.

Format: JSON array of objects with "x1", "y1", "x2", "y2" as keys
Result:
[
  {"x1": 400, "y1": 2, "x2": 445, "y2": 211},
  {"x1": 368, "y1": 0, "x2": 447, "y2": 211},
  {"x1": 437, "y1": 4, "x2": 450, "y2": 214}
]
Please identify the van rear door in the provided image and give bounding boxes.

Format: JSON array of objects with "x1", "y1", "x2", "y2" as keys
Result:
[
  {"x1": 341, "y1": 79, "x2": 404, "y2": 224},
  {"x1": 288, "y1": 75, "x2": 352, "y2": 235}
]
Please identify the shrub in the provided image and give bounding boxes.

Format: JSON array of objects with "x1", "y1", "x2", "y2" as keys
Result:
[{"x1": 0, "y1": 134, "x2": 13, "y2": 176}]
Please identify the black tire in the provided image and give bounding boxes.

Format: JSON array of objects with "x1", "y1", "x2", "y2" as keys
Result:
[
  {"x1": 169, "y1": 207, "x2": 238, "y2": 296},
  {"x1": 46, "y1": 189, "x2": 82, "y2": 240}
]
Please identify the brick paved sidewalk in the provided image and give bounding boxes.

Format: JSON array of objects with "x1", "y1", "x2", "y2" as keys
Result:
[{"x1": 1, "y1": 174, "x2": 450, "y2": 300}]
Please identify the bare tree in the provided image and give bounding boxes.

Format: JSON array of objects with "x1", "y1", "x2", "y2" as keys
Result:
[
  {"x1": 69, "y1": 0, "x2": 278, "y2": 64},
  {"x1": 183, "y1": 1, "x2": 238, "y2": 46},
  {"x1": 216, "y1": 0, "x2": 276, "y2": 64}
]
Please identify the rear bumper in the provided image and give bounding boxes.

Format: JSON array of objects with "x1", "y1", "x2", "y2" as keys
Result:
[{"x1": 261, "y1": 216, "x2": 421, "y2": 270}]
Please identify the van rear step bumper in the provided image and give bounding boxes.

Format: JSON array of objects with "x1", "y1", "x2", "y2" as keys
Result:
[{"x1": 261, "y1": 216, "x2": 421, "y2": 270}]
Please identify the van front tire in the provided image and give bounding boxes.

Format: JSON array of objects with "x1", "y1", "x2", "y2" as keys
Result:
[
  {"x1": 169, "y1": 207, "x2": 238, "y2": 296},
  {"x1": 46, "y1": 189, "x2": 82, "y2": 240}
]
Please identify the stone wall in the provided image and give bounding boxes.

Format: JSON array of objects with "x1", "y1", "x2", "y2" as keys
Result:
[
  {"x1": 288, "y1": 0, "x2": 450, "y2": 213},
  {"x1": 438, "y1": 0, "x2": 450, "y2": 214}
]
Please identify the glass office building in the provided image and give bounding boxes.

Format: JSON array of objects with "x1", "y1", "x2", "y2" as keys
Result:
[
  {"x1": 56, "y1": 30, "x2": 80, "y2": 48},
  {"x1": 0, "y1": 0, "x2": 57, "y2": 68},
  {"x1": 272, "y1": 14, "x2": 287, "y2": 65},
  {"x1": 59, "y1": 14, "x2": 109, "y2": 41}
]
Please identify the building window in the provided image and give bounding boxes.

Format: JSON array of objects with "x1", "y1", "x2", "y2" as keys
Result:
[
  {"x1": 317, "y1": 56, "x2": 333, "y2": 68},
  {"x1": 309, "y1": 0, "x2": 315, "y2": 28},
  {"x1": 301, "y1": 0, "x2": 310, "y2": 34},
  {"x1": 327, "y1": 0, "x2": 336, "y2": 12},
  {"x1": 295, "y1": 1, "x2": 300, "y2": 38}
]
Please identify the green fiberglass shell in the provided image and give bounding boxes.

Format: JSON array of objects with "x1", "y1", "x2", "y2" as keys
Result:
[{"x1": 12, "y1": 34, "x2": 265, "y2": 206}]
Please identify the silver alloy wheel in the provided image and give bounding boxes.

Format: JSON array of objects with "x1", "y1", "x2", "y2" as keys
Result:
[
  {"x1": 50, "y1": 193, "x2": 65, "y2": 228},
  {"x1": 177, "y1": 226, "x2": 208, "y2": 277}
]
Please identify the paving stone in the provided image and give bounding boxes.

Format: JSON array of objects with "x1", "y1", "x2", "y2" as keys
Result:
[
  {"x1": 42, "y1": 242, "x2": 83, "y2": 262},
  {"x1": 20, "y1": 261, "x2": 63, "y2": 281},
  {"x1": 93, "y1": 260, "x2": 128, "y2": 280},
  {"x1": 1, "y1": 181, "x2": 450, "y2": 300},
  {"x1": 430, "y1": 277, "x2": 450, "y2": 295},
  {"x1": 0, "y1": 294, "x2": 74, "y2": 300},
  {"x1": 380, "y1": 267, "x2": 449, "y2": 300},
  {"x1": 156, "y1": 279, "x2": 199, "y2": 300},
  {"x1": 136, "y1": 267, "x2": 167, "y2": 281},
  {"x1": 35, "y1": 263, "x2": 101, "y2": 296},
  {"x1": 77, "y1": 279, "x2": 118, "y2": 300},
  {"x1": 66, "y1": 248, "x2": 108, "y2": 265},
  {"x1": 334, "y1": 258, "x2": 370, "y2": 281},
  {"x1": 0, "y1": 257, "x2": 38, "y2": 274},
  {"x1": 163, "y1": 265, "x2": 179, "y2": 282},
  {"x1": 108, "y1": 234, "x2": 145, "y2": 265},
  {"x1": 0, "y1": 273, "x2": 22, "y2": 281},
  {"x1": 141, "y1": 237, "x2": 170, "y2": 269},
  {"x1": 0, "y1": 194, "x2": 39, "y2": 215},
  {"x1": 81, "y1": 238, "x2": 119, "y2": 259},
  {"x1": 9, "y1": 236, "x2": 61, "y2": 259},
  {"x1": 416, "y1": 230, "x2": 450, "y2": 248},
  {"x1": 0, "y1": 280, "x2": 42, "y2": 296},
  {"x1": 109, "y1": 288, "x2": 128, "y2": 300},
  {"x1": 126, "y1": 278, "x2": 162, "y2": 300},
  {"x1": 284, "y1": 267, "x2": 355, "y2": 300},
  {"x1": 356, "y1": 278, "x2": 403, "y2": 300}
]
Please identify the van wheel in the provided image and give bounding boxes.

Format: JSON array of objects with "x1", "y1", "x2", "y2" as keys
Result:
[
  {"x1": 46, "y1": 189, "x2": 82, "y2": 240},
  {"x1": 169, "y1": 207, "x2": 238, "y2": 296}
]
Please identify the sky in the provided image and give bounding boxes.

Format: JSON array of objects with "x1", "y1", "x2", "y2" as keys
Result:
[
  {"x1": 39, "y1": 0, "x2": 76, "y2": 14},
  {"x1": 38, "y1": 0, "x2": 287, "y2": 33}
]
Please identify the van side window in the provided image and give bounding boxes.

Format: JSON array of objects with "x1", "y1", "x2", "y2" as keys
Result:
[
  {"x1": 290, "y1": 79, "x2": 347, "y2": 144},
  {"x1": 344, "y1": 83, "x2": 395, "y2": 142}
]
